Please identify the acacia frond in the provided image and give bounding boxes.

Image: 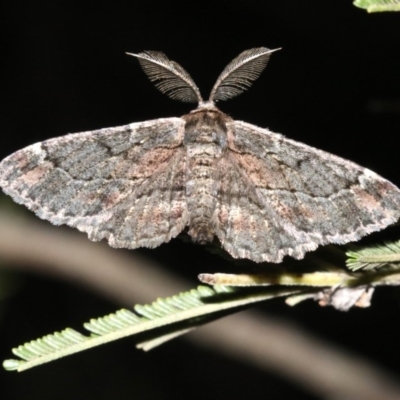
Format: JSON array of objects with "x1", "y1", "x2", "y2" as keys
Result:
[
  {"x1": 7, "y1": 255, "x2": 400, "y2": 372},
  {"x1": 346, "y1": 240, "x2": 400, "y2": 270},
  {"x1": 353, "y1": 0, "x2": 400, "y2": 12},
  {"x1": 3, "y1": 285, "x2": 299, "y2": 372}
]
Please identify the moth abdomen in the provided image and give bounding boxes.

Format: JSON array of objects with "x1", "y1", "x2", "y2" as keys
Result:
[{"x1": 188, "y1": 222, "x2": 215, "y2": 244}]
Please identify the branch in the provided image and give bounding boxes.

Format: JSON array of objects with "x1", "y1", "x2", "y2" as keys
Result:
[{"x1": 0, "y1": 206, "x2": 400, "y2": 399}]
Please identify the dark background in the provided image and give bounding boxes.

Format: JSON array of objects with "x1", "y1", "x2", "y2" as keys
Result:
[{"x1": 1, "y1": 1, "x2": 400, "y2": 399}]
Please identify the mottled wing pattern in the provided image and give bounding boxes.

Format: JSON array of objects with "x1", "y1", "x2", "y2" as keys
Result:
[
  {"x1": 215, "y1": 120, "x2": 400, "y2": 263},
  {"x1": 0, "y1": 118, "x2": 189, "y2": 249}
]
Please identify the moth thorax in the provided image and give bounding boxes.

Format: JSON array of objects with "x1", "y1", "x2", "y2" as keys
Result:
[
  {"x1": 188, "y1": 223, "x2": 214, "y2": 244},
  {"x1": 183, "y1": 110, "x2": 228, "y2": 150}
]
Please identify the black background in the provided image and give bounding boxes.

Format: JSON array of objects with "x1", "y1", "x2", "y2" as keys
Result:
[{"x1": 1, "y1": 1, "x2": 400, "y2": 399}]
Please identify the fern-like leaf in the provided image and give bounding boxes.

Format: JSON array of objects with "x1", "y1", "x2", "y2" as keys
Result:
[
  {"x1": 6, "y1": 264, "x2": 400, "y2": 372},
  {"x1": 127, "y1": 51, "x2": 202, "y2": 103},
  {"x1": 354, "y1": 0, "x2": 400, "y2": 12},
  {"x1": 3, "y1": 285, "x2": 299, "y2": 372},
  {"x1": 346, "y1": 240, "x2": 400, "y2": 270},
  {"x1": 209, "y1": 47, "x2": 280, "y2": 102}
]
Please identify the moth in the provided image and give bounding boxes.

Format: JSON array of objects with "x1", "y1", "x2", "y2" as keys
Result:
[{"x1": 1, "y1": 47, "x2": 400, "y2": 263}]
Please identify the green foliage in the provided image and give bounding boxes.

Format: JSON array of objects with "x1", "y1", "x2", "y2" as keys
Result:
[
  {"x1": 3, "y1": 284, "x2": 300, "y2": 372},
  {"x1": 354, "y1": 0, "x2": 400, "y2": 12},
  {"x1": 346, "y1": 240, "x2": 400, "y2": 270},
  {"x1": 6, "y1": 255, "x2": 400, "y2": 372}
]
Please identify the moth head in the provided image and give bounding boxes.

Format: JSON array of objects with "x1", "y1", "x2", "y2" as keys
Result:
[{"x1": 127, "y1": 47, "x2": 281, "y2": 107}]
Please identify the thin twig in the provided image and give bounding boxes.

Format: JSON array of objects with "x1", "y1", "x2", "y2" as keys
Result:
[{"x1": 0, "y1": 208, "x2": 399, "y2": 399}]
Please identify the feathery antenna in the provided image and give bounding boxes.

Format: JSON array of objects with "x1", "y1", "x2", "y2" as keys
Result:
[
  {"x1": 209, "y1": 47, "x2": 281, "y2": 102},
  {"x1": 127, "y1": 51, "x2": 203, "y2": 103}
]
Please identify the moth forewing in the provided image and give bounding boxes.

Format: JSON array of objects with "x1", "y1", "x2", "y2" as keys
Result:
[{"x1": 0, "y1": 47, "x2": 399, "y2": 264}]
